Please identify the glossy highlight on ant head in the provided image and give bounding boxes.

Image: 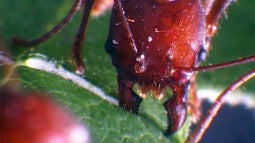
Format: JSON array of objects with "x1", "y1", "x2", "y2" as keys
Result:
[{"x1": 107, "y1": 0, "x2": 206, "y2": 87}]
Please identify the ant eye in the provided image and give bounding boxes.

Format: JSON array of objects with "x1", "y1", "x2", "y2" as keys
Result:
[{"x1": 197, "y1": 46, "x2": 207, "y2": 63}]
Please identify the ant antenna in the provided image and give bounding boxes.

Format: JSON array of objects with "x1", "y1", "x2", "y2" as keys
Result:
[
  {"x1": 185, "y1": 68, "x2": 255, "y2": 143},
  {"x1": 11, "y1": 0, "x2": 83, "y2": 47},
  {"x1": 178, "y1": 55, "x2": 255, "y2": 72}
]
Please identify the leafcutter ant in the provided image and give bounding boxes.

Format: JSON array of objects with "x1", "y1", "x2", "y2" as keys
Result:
[{"x1": 11, "y1": 0, "x2": 255, "y2": 142}]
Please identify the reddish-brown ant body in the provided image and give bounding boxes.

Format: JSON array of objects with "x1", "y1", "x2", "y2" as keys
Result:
[
  {"x1": 11, "y1": 0, "x2": 255, "y2": 142},
  {"x1": 106, "y1": 0, "x2": 206, "y2": 134}
]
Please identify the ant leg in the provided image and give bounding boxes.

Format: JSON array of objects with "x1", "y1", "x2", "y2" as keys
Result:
[
  {"x1": 205, "y1": 0, "x2": 233, "y2": 34},
  {"x1": 0, "y1": 49, "x2": 19, "y2": 92},
  {"x1": 0, "y1": 50, "x2": 14, "y2": 80},
  {"x1": 185, "y1": 68, "x2": 255, "y2": 143},
  {"x1": 117, "y1": 75, "x2": 142, "y2": 113},
  {"x1": 188, "y1": 74, "x2": 201, "y2": 123},
  {"x1": 163, "y1": 81, "x2": 190, "y2": 135},
  {"x1": 204, "y1": 0, "x2": 216, "y2": 15},
  {"x1": 204, "y1": 0, "x2": 233, "y2": 49},
  {"x1": 12, "y1": 0, "x2": 83, "y2": 47},
  {"x1": 71, "y1": 0, "x2": 95, "y2": 75}
]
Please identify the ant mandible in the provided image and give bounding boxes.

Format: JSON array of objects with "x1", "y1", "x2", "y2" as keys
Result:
[{"x1": 12, "y1": 0, "x2": 255, "y2": 142}]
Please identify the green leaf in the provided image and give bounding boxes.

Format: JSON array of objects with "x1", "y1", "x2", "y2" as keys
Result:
[
  {"x1": 1, "y1": 0, "x2": 254, "y2": 143},
  {"x1": 15, "y1": 63, "x2": 186, "y2": 143}
]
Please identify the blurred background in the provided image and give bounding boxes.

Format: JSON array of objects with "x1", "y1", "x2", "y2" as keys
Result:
[{"x1": 0, "y1": 0, "x2": 254, "y2": 142}]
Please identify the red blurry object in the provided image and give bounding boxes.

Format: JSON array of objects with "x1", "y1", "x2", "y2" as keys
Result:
[{"x1": 0, "y1": 87, "x2": 90, "y2": 143}]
